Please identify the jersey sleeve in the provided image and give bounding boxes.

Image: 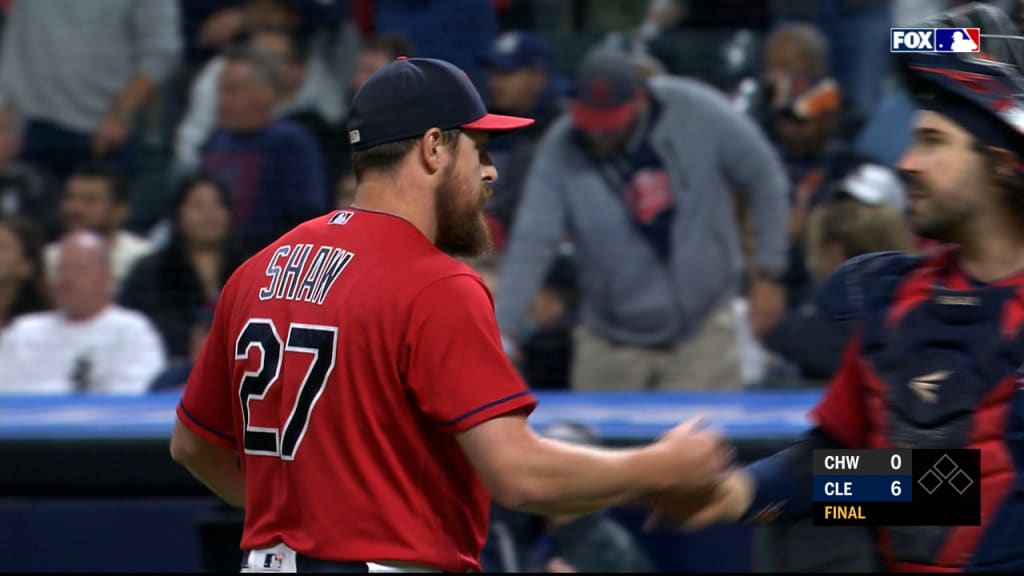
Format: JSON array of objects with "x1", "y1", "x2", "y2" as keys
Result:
[
  {"x1": 177, "y1": 292, "x2": 237, "y2": 450},
  {"x1": 808, "y1": 331, "x2": 869, "y2": 449},
  {"x1": 404, "y1": 273, "x2": 537, "y2": 433}
]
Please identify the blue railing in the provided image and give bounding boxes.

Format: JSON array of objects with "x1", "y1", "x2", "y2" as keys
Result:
[{"x1": 0, "y1": 389, "x2": 821, "y2": 441}]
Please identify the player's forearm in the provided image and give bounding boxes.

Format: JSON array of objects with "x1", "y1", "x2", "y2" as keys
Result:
[
  {"x1": 181, "y1": 451, "x2": 247, "y2": 508},
  {"x1": 743, "y1": 428, "x2": 839, "y2": 521},
  {"x1": 503, "y1": 438, "x2": 673, "y2": 516},
  {"x1": 170, "y1": 420, "x2": 246, "y2": 508}
]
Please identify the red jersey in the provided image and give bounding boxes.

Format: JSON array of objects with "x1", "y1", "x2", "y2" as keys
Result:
[{"x1": 177, "y1": 209, "x2": 537, "y2": 572}]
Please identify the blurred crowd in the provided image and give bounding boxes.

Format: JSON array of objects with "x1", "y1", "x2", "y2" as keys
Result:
[
  {"x1": 0, "y1": 0, "x2": 976, "y2": 397},
  {"x1": 0, "y1": 0, "x2": 1006, "y2": 572}
]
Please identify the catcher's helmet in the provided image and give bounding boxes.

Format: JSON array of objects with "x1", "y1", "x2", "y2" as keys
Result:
[
  {"x1": 895, "y1": 2, "x2": 1024, "y2": 151},
  {"x1": 913, "y1": 1, "x2": 1024, "y2": 70},
  {"x1": 899, "y1": 52, "x2": 1024, "y2": 145}
]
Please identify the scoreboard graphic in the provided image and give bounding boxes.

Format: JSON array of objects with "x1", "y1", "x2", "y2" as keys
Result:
[{"x1": 812, "y1": 449, "x2": 981, "y2": 526}]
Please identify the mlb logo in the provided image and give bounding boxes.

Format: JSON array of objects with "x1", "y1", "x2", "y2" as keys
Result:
[
  {"x1": 891, "y1": 28, "x2": 981, "y2": 53},
  {"x1": 263, "y1": 553, "x2": 284, "y2": 569},
  {"x1": 328, "y1": 210, "x2": 354, "y2": 225},
  {"x1": 934, "y1": 28, "x2": 980, "y2": 53}
]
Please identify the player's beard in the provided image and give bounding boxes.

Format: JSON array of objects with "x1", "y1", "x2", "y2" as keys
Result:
[
  {"x1": 904, "y1": 173, "x2": 973, "y2": 243},
  {"x1": 434, "y1": 163, "x2": 493, "y2": 258}
]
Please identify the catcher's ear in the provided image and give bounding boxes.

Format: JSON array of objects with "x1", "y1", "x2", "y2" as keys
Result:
[{"x1": 987, "y1": 146, "x2": 1019, "y2": 178}]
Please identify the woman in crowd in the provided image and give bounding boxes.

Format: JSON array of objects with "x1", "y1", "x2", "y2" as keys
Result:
[
  {"x1": 0, "y1": 215, "x2": 50, "y2": 334},
  {"x1": 119, "y1": 172, "x2": 242, "y2": 364}
]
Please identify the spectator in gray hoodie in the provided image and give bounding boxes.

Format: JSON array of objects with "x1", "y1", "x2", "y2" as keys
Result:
[{"x1": 496, "y1": 47, "x2": 789, "y2": 391}]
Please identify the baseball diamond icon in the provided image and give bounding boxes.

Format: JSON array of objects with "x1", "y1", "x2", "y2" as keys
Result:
[{"x1": 918, "y1": 453, "x2": 975, "y2": 495}]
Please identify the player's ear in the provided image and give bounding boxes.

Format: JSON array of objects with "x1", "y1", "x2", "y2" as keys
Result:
[
  {"x1": 987, "y1": 146, "x2": 1018, "y2": 179},
  {"x1": 984, "y1": 145, "x2": 1024, "y2": 198},
  {"x1": 420, "y1": 128, "x2": 445, "y2": 174}
]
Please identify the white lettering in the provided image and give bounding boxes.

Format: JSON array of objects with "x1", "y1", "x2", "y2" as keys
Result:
[
  {"x1": 824, "y1": 481, "x2": 854, "y2": 497},
  {"x1": 894, "y1": 30, "x2": 933, "y2": 50},
  {"x1": 824, "y1": 455, "x2": 860, "y2": 470}
]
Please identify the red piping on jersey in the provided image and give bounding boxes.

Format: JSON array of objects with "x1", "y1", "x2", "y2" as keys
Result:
[{"x1": 178, "y1": 400, "x2": 236, "y2": 443}]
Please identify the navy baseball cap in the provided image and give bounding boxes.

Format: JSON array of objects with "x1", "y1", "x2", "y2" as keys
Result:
[
  {"x1": 571, "y1": 48, "x2": 645, "y2": 133},
  {"x1": 482, "y1": 32, "x2": 552, "y2": 72},
  {"x1": 348, "y1": 57, "x2": 534, "y2": 151}
]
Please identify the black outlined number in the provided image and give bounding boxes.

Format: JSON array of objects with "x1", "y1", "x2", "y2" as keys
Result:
[
  {"x1": 236, "y1": 320, "x2": 282, "y2": 456},
  {"x1": 280, "y1": 324, "x2": 337, "y2": 459},
  {"x1": 236, "y1": 319, "x2": 337, "y2": 459}
]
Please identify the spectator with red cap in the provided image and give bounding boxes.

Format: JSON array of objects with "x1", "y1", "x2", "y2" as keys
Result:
[{"x1": 496, "y1": 46, "x2": 790, "y2": 391}]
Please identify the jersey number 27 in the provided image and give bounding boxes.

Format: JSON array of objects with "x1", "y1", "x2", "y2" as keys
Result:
[{"x1": 235, "y1": 319, "x2": 337, "y2": 459}]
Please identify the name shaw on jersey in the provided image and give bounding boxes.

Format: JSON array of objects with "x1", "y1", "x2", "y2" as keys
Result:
[{"x1": 259, "y1": 243, "x2": 355, "y2": 304}]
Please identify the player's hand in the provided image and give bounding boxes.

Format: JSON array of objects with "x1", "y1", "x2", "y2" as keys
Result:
[
  {"x1": 644, "y1": 468, "x2": 755, "y2": 531},
  {"x1": 652, "y1": 417, "x2": 735, "y2": 493}
]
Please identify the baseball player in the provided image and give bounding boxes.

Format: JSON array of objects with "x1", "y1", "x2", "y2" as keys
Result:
[
  {"x1": 170, "y1": 56, "x2": 732, "y2": 573},
  {"x1": 647, "y1": 49, "x2": 1024, "y2": 572}
]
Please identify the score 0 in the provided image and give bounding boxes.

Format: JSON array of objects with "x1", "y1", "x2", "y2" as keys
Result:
[{"x1": 890, "y1": 452, "x2": 905, "y2": 498}]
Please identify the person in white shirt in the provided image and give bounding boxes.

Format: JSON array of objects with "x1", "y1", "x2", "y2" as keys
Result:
[
  {"x1": 43, "y1": 162, "x2": 152, "y2": 290},
  {"x1": 0, "y1": 230, "x2": 166, "y2": 394}
]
